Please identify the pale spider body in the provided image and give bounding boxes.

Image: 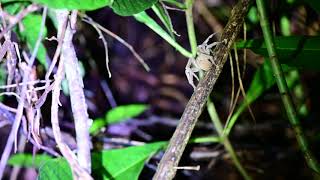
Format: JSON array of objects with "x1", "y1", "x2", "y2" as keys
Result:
[{"x1": 185, "y1": 34, "x2": 220, "y2": 89}]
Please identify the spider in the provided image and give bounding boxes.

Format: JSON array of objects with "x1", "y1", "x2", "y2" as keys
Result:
[{"x1": 185, "y1": 34, "x2": 221, "y2": 89}]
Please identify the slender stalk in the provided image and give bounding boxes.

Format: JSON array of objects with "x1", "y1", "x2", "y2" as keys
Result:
[
  {"x1": 256, "y1": 0, "x2": 320, "y2": 173},
  {"x1": 185, "y1": 0, "x2": 197, "y2": 56},
  {"x1": 207, "y1": 99, "x2": 251, "y2": 180}
]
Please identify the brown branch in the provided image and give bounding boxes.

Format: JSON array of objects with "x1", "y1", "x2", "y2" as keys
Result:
[
  {"x1": 153, "y1": 0, "x2": 251, "y2": 179},
  {"x1": 57, "y1": 10, "x2": 92, "y2": 174}
]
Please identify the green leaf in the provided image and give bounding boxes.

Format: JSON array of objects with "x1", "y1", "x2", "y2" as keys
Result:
[
  {"x1": 111, "y1": 0, "x2": 158, "y2": 16},
  {"x1": 3, "y1": 1, "x2": 24, "y2": 15},
  {"x1": 20, "y1": 14, "x2": 48, "y2": 68},
  {"x1": 90, "y1": 104, "x2": 148, "y2": 135},
  {"x1": 106, "y1": 104, "x2": 148, "y2": 124},
  {"x1": 134, "y1": 11, "x2": 192, "y2": 58},
  {"x1": 92, "y1": 142, "x2": 166, "y2": 180},
  {"x1": 152, "y1": 2, "x2": 175, "y2": 39},
  {"x1": 8, "y1": 154, "x2": 52, "y2": 168},
  {"x1": 31, "y1": 0, "x2": 112, "y2": 10},
  {"x1": 89, "y1": 117, "x2": 105, "y2": 134},
  {"x1": 38, "y1": 158, "x2": 72, "y2": 180},
  {"x1": 236, "y1": 36, "x2": 320, "y2": 70}
]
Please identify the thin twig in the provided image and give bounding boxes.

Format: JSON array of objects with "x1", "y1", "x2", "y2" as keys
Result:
[
  {"x1": 153, "y1": 1, "x2": 251, "y2": 179},
  {"x1": 233, "y1": 45, "x2": 255, "y2": 122},
  {"x1": 0, "y1": 79, "x2": 51, "y2": 89},
  {"x1": 51, "y1": 48, "x2": 91, "y2": 179},
  {"x1": 81, "y1": 16, "x2": 111, "y2": 77},
  {"x1": 82, "y1": 15, "x2": 150, "y2": 72},
  {"x1": 0, "y1": 7, "x2": 47, "y2": 179},
  {"x1": 228, "y1": 52, "x2": 235, "y2": 113}
]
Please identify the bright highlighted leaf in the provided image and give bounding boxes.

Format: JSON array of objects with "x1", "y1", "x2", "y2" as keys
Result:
[
  {"x1": 106, "y1": 104, "x2": 148, "y2": 124},
  {"x1": 90, "y1": 118, "x2": 105, "y2": 135},
  {"x1": 111, "y1": 0, "x2": 158, "y2": 16},
  {"x1": 236, "y1": 36, "x2": 320, "y2": 70},
  {"x1": 92, "y1": 142, "x2": 166, "y2": 180},
  {"x1": 90, "y1": 104, "x2": 148, "y2": 135},
  {"x1": 38, "y1": 158, "x2": 72, "y2": 180},
  {"x1": 8, "y1": 154, "x2": 52, "y2": 168},
  {"x1": 31, "y1": 0, "x2": 112, "y2": 10},
  {"x1": 20, "y1": 14, "x2": 48, "y2": 68}
]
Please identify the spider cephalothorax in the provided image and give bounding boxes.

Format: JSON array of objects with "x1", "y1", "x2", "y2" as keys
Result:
[{"x1": 185, "y1": 34, "x2": 221, "y2": 89}]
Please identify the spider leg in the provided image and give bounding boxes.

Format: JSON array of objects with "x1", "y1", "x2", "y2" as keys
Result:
[
  {"x1": 202, "y1": 33, "x2": 215, "y2": 45},
  {"x1": 186, "y1": 68, "x2": 200, "y2": 89},
  {"x1": 185, "y1": 58, "x2": 201, "y2": 89}
]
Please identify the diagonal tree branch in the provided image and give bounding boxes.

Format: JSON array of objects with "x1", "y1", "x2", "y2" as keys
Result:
[{"x1": 153, "y1": 0, "x2": 252, "y2": 179}]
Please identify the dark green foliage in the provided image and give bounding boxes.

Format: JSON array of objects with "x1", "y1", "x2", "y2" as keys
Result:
[{"x1": 237, "y1": 36, "x2": 320, "y2": 70}]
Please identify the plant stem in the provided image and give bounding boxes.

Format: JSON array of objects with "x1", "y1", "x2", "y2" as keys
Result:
[
  {"x1": 207, "y1": 99, "x2": 251, "y2": 180},
  {"x1": 153, "y1": 1, "x2": 251, "y2": 179},
  {"x1": 256, "y1": 0, "x2": 320, "y2": 173},
  {"x1": 185, "y1": 0, "x2": 197, "y2": 56}
]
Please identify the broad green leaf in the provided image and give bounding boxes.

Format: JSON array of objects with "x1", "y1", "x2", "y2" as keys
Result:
[
  {"x1": 111, "y1": 0, "x2": 158, "y2": 16},
  {"x1": 134, "y1": 11, "x2": 192, "y2": 58},
  {"x1": 152, "y1": 2, "x2": 175, "y2": 39},
  {"x1": 90, "y1": 104, "x2": 148, "y2": 135},
  {"x1": 8, "y1": 154, "x2": 52, "y2": 168},
  {"x1": 38, "y1": 158, "x2": 72, "y2": 180},
  {"x1": 20, "y1": 14, "x2": 48, "y2": 68},
  {"x1": 92, "y1": 142, "x2": 166, "y2": 180},
  {"x1": 236, "y1": 36, "x2": 320, "y2": 70},
  {"x1": 30, "y1": 0, "x2": 112, "y2": 10}
]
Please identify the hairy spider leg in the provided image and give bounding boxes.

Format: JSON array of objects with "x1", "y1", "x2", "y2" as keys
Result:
[{"x1": 185, "y1": 58, "x2": 202, "y2": 89}]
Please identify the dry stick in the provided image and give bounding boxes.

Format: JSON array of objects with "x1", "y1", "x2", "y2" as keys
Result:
[
  {"x1": 81, "y1": 15, "x2": 150, "y2": 72},
  {"x1": 51, "y1": 51, "x2": 91, "y2": 179},
  {"x1": 51, "y1": 11, "x2": 91, "y2": 179},
  {"x1": 56, "y1": 10, "x2": 92, "y2": 174},
  {"x1": 153, "y1": 0, "x2": 251, "y2": 179},
  {"x1": 81, "y1": 16, "x2": 111, "y2": 77},
  {"x1": 0, "y1": 7, "x2": 47, "y2": 179},
  {"x1": 0, "y1": 4, "x2": 39, "y2": 40},
  {"x1": 228, "y1": 52, "x2": 235, "y2": 113},
  {"x1": 233, "y1": 45, "x2": 255, "y2": 122}
]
